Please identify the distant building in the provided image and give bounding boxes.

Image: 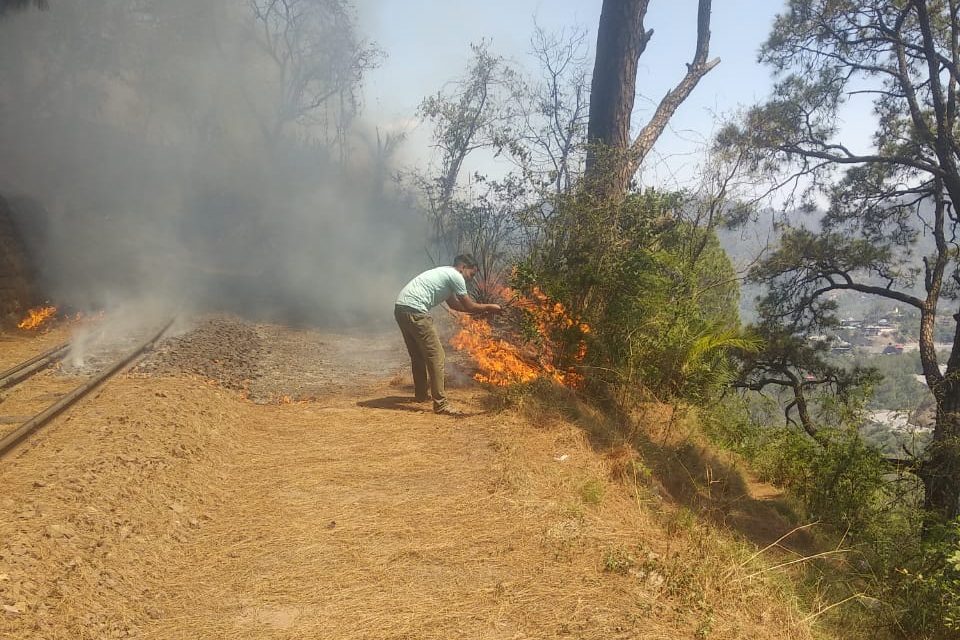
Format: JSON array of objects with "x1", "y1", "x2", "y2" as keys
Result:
[
  {"x1": 866, "y1": 410, "x2": 910, "y2": 432},
  {"x1": 863, "y1": 325, "x2": 895, "y2": 336},
  {"x1": 831, "y1": 340, "x2": 853, "y2": 354},
  {"x1": 865, "y1": 410, "x2": 932, "y2": 434}
]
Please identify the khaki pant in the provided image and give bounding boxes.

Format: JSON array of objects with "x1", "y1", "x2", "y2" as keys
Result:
[{"x1": 394, "y1": 305, "x2": 448, "y2": 411}]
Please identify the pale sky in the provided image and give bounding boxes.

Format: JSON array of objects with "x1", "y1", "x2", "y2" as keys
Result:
[{"x1": 362, "y1": 1, "x2": 789, "y2": 186}]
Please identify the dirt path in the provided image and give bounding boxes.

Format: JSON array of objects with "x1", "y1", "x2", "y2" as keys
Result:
[
  {"x1": 141, "y1": 391, "x2": 640, "y2": 639},
  {"x1": 0, "y1": 318, "x2": 820, "y2": 640}
]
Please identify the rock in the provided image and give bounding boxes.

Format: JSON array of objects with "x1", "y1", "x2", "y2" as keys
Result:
[
  {"x1": 45, "y1": 524, "x2": 72, "y2": 539},
  {"x1": 645, "y1": 571, "x2": 665, "y2": 589}
]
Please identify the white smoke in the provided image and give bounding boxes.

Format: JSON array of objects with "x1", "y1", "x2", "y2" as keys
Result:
[{"x1": 0, "y1": 0, "x2": 427, "y2": 328}]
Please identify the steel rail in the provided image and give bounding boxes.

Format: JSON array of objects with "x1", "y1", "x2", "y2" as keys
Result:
[
  {"x1": 0, "y1": 318, "x2": 175, "y2": 458},
  {"x1": 0, "y1": 342, "x2": 70, "y2": 390}
]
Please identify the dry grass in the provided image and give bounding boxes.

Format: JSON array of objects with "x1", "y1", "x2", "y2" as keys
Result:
[
  {"x1": 0, "y1": 374, "x2": 246, "y2": 639},
  {"x1": 0, "y1": 368, "x2": 829, "y2": 639},
  {"x1": 0, "y1": 324, "x2": 73, "y2": 370}
]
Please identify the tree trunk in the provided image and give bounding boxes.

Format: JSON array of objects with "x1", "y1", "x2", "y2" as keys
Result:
[
  {"x1": 584, "y1": 0, "x2": 652, "y2": 199},
  {"x1": 584, "y1": 0, "x2": 717, "y2": 202},
  {"x1": 923, "y1": 327, "x2": 960, "y2": 519},
  {"x1": 924, "y1": 378, "x2": 960, "y2": 519}
]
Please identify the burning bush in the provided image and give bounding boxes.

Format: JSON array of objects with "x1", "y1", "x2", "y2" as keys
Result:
[
  {"x1": 17, "y1": 305, "x2": 57, "y2": 330},
  {"x1": 451, "y1": 286, "x2": 589, "y2": 388}
]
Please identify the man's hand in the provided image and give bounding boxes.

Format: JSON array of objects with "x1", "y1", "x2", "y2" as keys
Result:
[{"x1": 450, "y1": 295, "x2": 503, "y2": 315}]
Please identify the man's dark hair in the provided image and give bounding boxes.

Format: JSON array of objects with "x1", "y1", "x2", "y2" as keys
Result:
[{"x1": 453, "y1": 254, "x2": 478, "y2": 269}]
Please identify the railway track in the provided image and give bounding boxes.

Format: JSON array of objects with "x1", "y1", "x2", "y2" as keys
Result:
[
  {"x1": 0, "y1": 341, "x2": 70, "y2": 391},
  {"x1": 0, "y1": 318, "x2": 175, "y2": 458}
]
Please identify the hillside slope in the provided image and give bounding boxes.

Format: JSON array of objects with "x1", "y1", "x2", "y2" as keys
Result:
[{"x1": 0, "y1": 321, "x2": 827, "y2": 639}]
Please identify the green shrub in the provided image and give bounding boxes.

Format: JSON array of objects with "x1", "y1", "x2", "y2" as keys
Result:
[
  {"x1": 520, "y1": 189, "x2": 754, "y2": 406},
  {"x1": 580, "y1": 478, "x2": 605, "y2": 505},
  {"x1": 601, "y1": 545, "x2": 636, "y2": 575},
  {"x1": 889, "y1": 520, "x2": 960, "y2": 638},
  {"x1": 700, "y1": 396, "x2": 960, "y2": 638}
]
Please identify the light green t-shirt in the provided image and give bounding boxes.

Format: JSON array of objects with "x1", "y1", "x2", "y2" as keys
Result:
[{"x1": 396, "y1": 266, "x2": 468, "y2": 313}]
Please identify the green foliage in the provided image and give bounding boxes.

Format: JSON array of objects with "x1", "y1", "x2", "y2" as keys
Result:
[
  {"x1": 702, "y1": 394, "x2": 960, "y2": 637},
  {"x1": 718, "y1": 0, "x2": 960, "y2": 521},
  {"x1": 522, "y1": 189, "x2": 753, "y2": 405},
  {"x1": 856, "y1": 352, "x2": 930, "y2": 412},
  {"x1": 579, "y1": 478, "x2": 605, "y2": 505},
  {"x1": 601, "y1": 545, "x2": 636, "y2": 575},
  {"x1": 803, "y1": 430, "x2": 889, "y2": 530},
  {"x1": 890, "y1": 520, "x2": 960, "y2": 638},
  {"x1": 748, "y1": 228, "x2": 899, "y2": 329},
  {"x1": 714, "y1": 395, "x2": 914, "y2": 531},
  {"x1": 700, "y1": 396, "x2": 888, "y2": 530}
]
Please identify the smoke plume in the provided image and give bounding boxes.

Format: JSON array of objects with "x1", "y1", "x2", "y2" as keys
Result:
[{"x1": 0, "y1": 0, "x2": 425, "y2": 328}]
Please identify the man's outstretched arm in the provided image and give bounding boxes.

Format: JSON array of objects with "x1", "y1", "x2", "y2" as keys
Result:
[{"x1": 447, "y1": 294, "x2": 501, "y2": 315}]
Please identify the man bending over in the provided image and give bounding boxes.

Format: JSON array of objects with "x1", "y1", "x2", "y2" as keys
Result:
[{"x1": 394, "y1": 254, "x2": 501, "y2": 415}]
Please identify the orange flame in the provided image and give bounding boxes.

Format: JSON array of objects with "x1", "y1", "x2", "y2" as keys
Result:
[
  {"x1": 17, "y1": 306, "x2": 58, "y2": 331},
  {"x1": 451, "y1": 286, "x2": 589, "y2": 388}
]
